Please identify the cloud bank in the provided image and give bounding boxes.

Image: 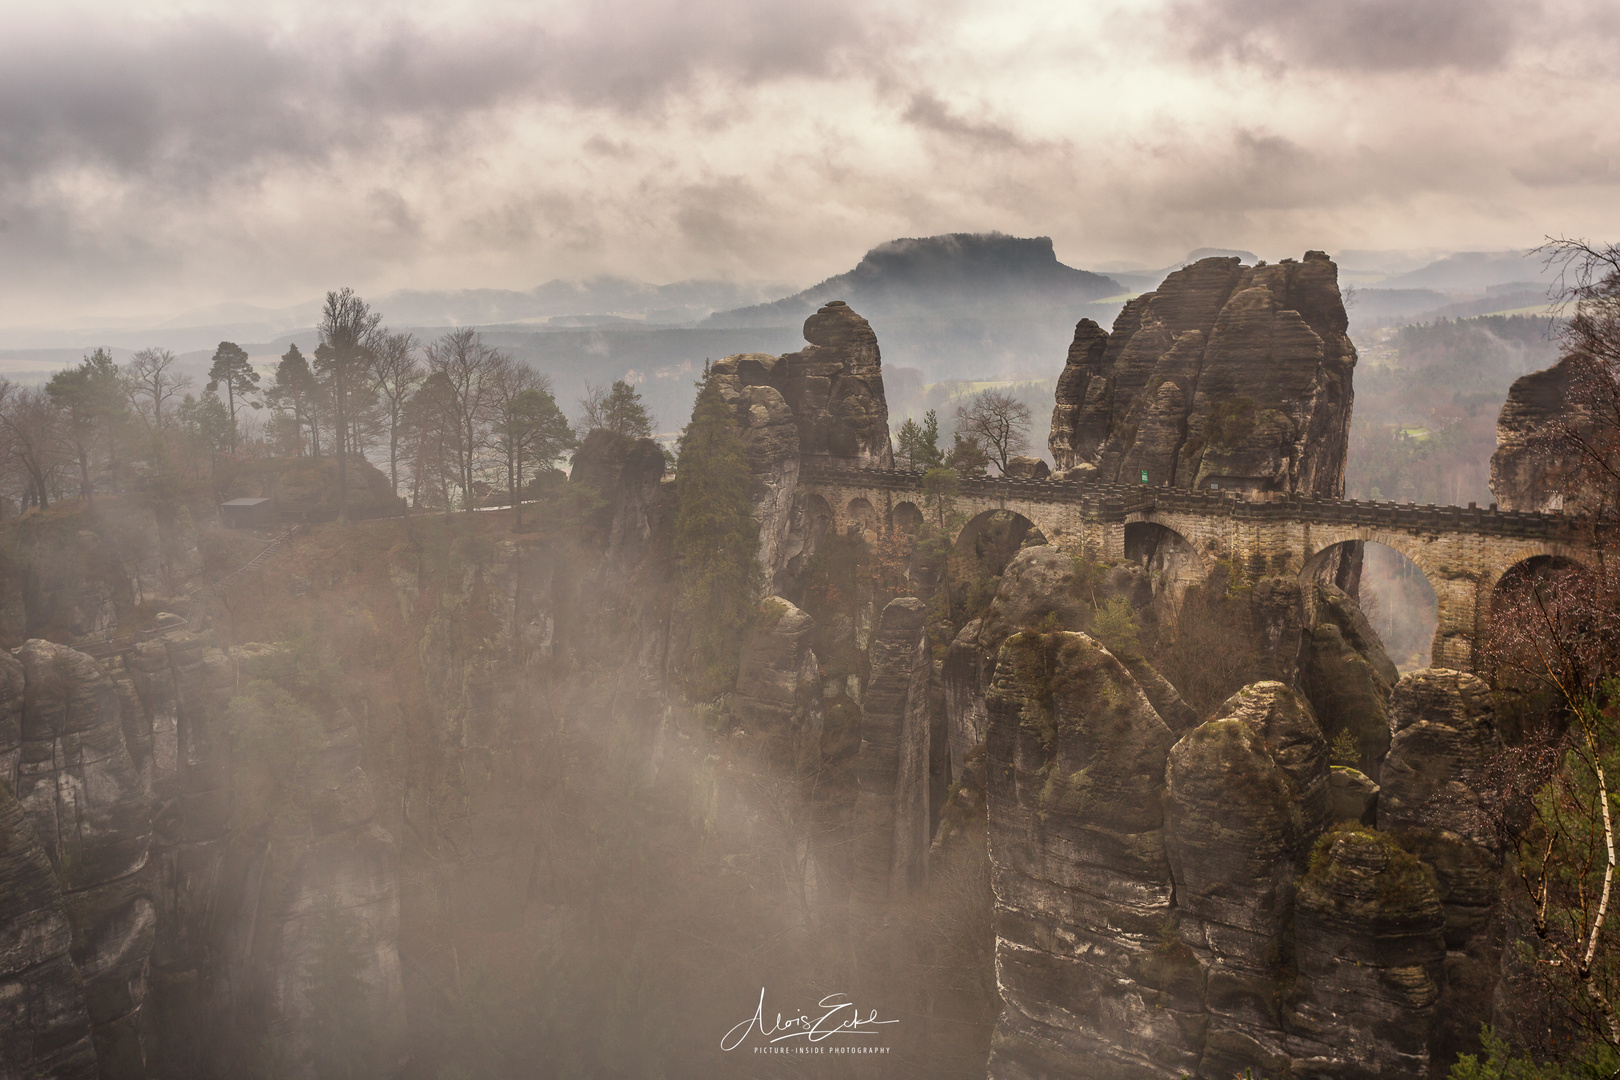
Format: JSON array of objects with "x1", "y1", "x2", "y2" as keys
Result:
[{"x1": 1, "y1": 0, "x2": 1617, "y2": 327}]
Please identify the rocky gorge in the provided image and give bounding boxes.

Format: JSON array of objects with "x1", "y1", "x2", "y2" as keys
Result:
[{"x1": 0, "y1": 252, "x2": 1589, "y2": 1079}]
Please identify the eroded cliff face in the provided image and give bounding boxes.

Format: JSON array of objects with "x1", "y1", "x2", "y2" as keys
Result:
[
  {"x1": 0, "y1": 620, "x2": 408, "y2": 1080},
  {"x1": 980, "y1": 627, "x2": 1517, "y2": 1080},
  {"x1": 1049, "y1": 252, "x2": 1356, "y2": 497},
  {"x1": 983, "y1": 630, "x2": 1184, "y2": 1079},
  {"x1": 0, "y1": 756, "x2": 98, "y2": 1080},
  {"x1": 1489, "y1": 351, "x2": 1608, "y2": 513},
  {"x1": 710, "y1": 299, "x2": 894, "y2": 591}
]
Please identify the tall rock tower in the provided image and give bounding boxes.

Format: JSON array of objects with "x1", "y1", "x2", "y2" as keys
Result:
[
  {"x1": 708, "y1": 300, "x2": 894, "y2": 591},
  {"x1": 1049, "y1": 252, "x2": 1357, "y2": 498}
]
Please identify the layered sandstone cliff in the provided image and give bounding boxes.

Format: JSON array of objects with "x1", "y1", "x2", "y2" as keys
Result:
[
  {"x1": 1490, "y1": 351, "x2": 1608, "y2": 513},
  {"x1": 1049, "y1": 252, "x2": 1357, "y2": 496},
  {"x1": 709, "y1": 299, "x2": 894, "y2": 590},
  {"x1": 0, "y1": 624, "x2": 407, "y2": 1080},
  {"x1": 984, "y1": 640, "x2": 1512, "y2": 1080}
]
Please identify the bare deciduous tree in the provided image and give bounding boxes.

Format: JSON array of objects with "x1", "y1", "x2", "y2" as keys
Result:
[
  {"x1": 123, "y1": 347, "x2": 191, "y2": 436},
  {"x1": 577, "y1": 380, "x2": 654, "y2": 440},
  {"x1": 1520, "y1": 237, "x2": 1620, "y2": 516},
  {"x1": 424, "y1": 327, "x2": 504, "y2": 510},
  {"x1": 370, "y1": 331, "x2": 423, "y2": 496},
  {"x1": 316, "y1": 288, "x2": 382, "y2": 522},
  {"x1": 1469, "y1": 238, "x2": 1620, "y2": 1061},
  {"x1": 955, "y1": 389, "x2": 1032, "y2": 475},
  {"x1": 1481, "y1": 556, "x2": 1620, "y2": 1056},
  {"x1": 0, "y1": 380, "x2": 67, "y2": 510}
]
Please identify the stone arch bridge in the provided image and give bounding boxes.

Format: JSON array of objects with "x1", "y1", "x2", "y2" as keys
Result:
[{"x1": 800, "y1": 464, "x2": 1613, "y2": 672}]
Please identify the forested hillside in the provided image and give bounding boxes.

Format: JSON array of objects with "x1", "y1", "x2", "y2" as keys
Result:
[{"x1": 1345, "y1": 315, "x2": 1561, "y2": 505}]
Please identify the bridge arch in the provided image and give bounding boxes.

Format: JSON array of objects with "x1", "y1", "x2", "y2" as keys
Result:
[
  {"x1": 892, "y1": 501, "x2": 923, "y2": 534},
  {"x1": 1491, "y1": 552, "x2": 1581, "y2": 593},
  {"x1": 956, "y1": 509, "x2": 1038, "y2": 578},
  {"x1": 1298, "y1": 527, "x2": 1439, "y2": 584},
  {"x1": 1477, "y1": 546, "x2": 1601, "y2": 605},
  {"x1": 845, "y1": 497, "x2": 878, "y2": 537},
  {"x1": 1483, "y1": 553, "x2": 1594, "y2": 646},
  {"x1": 1123, "y1": 521, "x2": 1206, "y2": 607},
  {"x1": 1302, "y1": 539, "x2": 1440, "y2": 671},
  {"x1": 1483, "y1": 554, "x2": 1602, "y2": 718}
]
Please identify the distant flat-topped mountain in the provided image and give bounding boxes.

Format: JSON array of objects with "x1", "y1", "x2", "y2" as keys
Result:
[{"x1": 705, "y1": 233, "x2": 1123, "y2": 329}]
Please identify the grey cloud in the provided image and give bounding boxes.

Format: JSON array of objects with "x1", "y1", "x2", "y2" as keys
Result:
[
  {"x1": 674, "y1": 177, "x2": 774, "y2": 259},
  {"x1": 583, "y1": 135, "x2": 634, "y2": 159},
  {"x1": 1170, "y1": 0, "x2": 1533, "y2": 72},
  {"x1": 0, "y1": 2, "x2": 897, "y2": 192},
  {"x1": 367, "y1": 189, "x2": 422, "y2": 237},
  {"x1": 902, "y1": 91, "x2": 1028, "y2": 150},
  {"x1": 1511, "y1": 142, "x2": 1620, "y2": 188}
]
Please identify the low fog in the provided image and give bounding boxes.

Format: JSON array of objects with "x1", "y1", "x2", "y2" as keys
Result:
[{"x1": 6, "y1": 3, "x2": 1620, "y2": 1080}]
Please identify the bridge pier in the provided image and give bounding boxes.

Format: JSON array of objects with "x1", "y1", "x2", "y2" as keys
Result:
[{"x1": 1430, "y1": 574, "x2": 1482, "y2": 671}]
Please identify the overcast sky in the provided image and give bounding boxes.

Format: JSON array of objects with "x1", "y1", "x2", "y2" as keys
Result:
[{"x1": 2, "y1": 0, "x2": 1618, "y2": 327}]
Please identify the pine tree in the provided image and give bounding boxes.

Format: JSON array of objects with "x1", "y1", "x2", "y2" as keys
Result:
[
  {"x1": 580, "y1": 380, "x2": 654, "y2": 439},
  {"x1": 896, "y1": 408, "x2": 943, "y2": 470},
  {"x1": 45, "y1": 347, "x2": 126, "y2": 501},
  {"x1": 674, "y1": 375, "x2": 760, "y2": 699},
  {"x1": 270, "y1": 344, "x2": 320, "y2": 456},
  {"x1": 206, "y1": 340, "x2": 260, "y2": 455}
]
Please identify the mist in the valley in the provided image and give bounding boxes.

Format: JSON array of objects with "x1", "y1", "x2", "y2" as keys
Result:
[
  {"x1": 0, "y1": 234, "x2": 1589, "y2": 1080},
  {"x1": 7, "y1": 2, "x2": 1620, "y2": 1079}
]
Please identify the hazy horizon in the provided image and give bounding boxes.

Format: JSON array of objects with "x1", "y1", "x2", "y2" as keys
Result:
[{"x1": 3, "y1": 0, "x2": 1617, "y2": 330}]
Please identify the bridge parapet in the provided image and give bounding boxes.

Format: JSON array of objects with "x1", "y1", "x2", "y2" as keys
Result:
[{"x1": 799, "y1": 464, "x2": 1611, "y2": 543}]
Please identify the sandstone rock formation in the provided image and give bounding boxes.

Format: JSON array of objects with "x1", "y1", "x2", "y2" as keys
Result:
[
  {"x1": 1298, "y1": 583, "x2": 1400, "y2": 776},
  {"x1": 730, "y1": 597, "x2": 824, "y2": 769},
  {"x1": 704, "y1": 369, "x2": 802, "y2": 583},
  {"x1": 1329, "y1": 767, "x2": 1379, "y2": 825},
  {"x1": 710, "y1": 301, "x2": 894, "y2": 589},
  {"x1": 112, "y1": 630, "x2": 237, "y2": 1077},
  {"x1": 1490, "y1": 351, "x2": 1607, "y2": 513},
  {"x1": 984, "y1": 630, "x2": 1185, "y2": 1078},
  {"x1": 981, "y1": 628, "x2": 1507, "y2": 1078},
  {"x1": 0, "y1": 502, "x2": 203, "y2": 643},
  {"x1": 1167, "y1": 718, "x2": 1307, "y2": 1077},
  {"x1": 12, "y1": 640, "x2": 156, "y2": 1078},
  {"x1": 1208, "y1": 681, "x2": 1331, "y2": 838},
  {"x1": 1049, "y1": 252, "x2": 1356, "y2": 497},
  {"x1": 1378, "y1": 669, "x2": 1505, "y2": 1068},
  {"x1": 712, "y1": 300, "x2": 893, "y2": 472},
  {"x1": 852, "y1": 597, "x2": 932, "y2": 902},
  {"x1": 1289, "y1": 825, "x2": 1447, "y2": 1080},
  {"x1": 0, "y1": 622, "x2": 411, "y2": 1080},
  {"x1": 255, "y1": 706, "x2": 406, "y2": 1080},
  {"x1": 942, "y1": 616, "x2": 992, "y2": 780},
  {"x1": 0, "y1": 763, "x2": 99, "y2": 1080},
  {"x1": 943, "y1": 545, "x2": 1193, "y2": 781},
  {"x1": 1003, "y1": 456, "x2": 1050, "y2": 480}
]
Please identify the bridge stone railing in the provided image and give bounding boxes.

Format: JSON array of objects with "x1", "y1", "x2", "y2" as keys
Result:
[{"x1": 799, "y1": 464, "x2": 1610, "y2": 543}]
